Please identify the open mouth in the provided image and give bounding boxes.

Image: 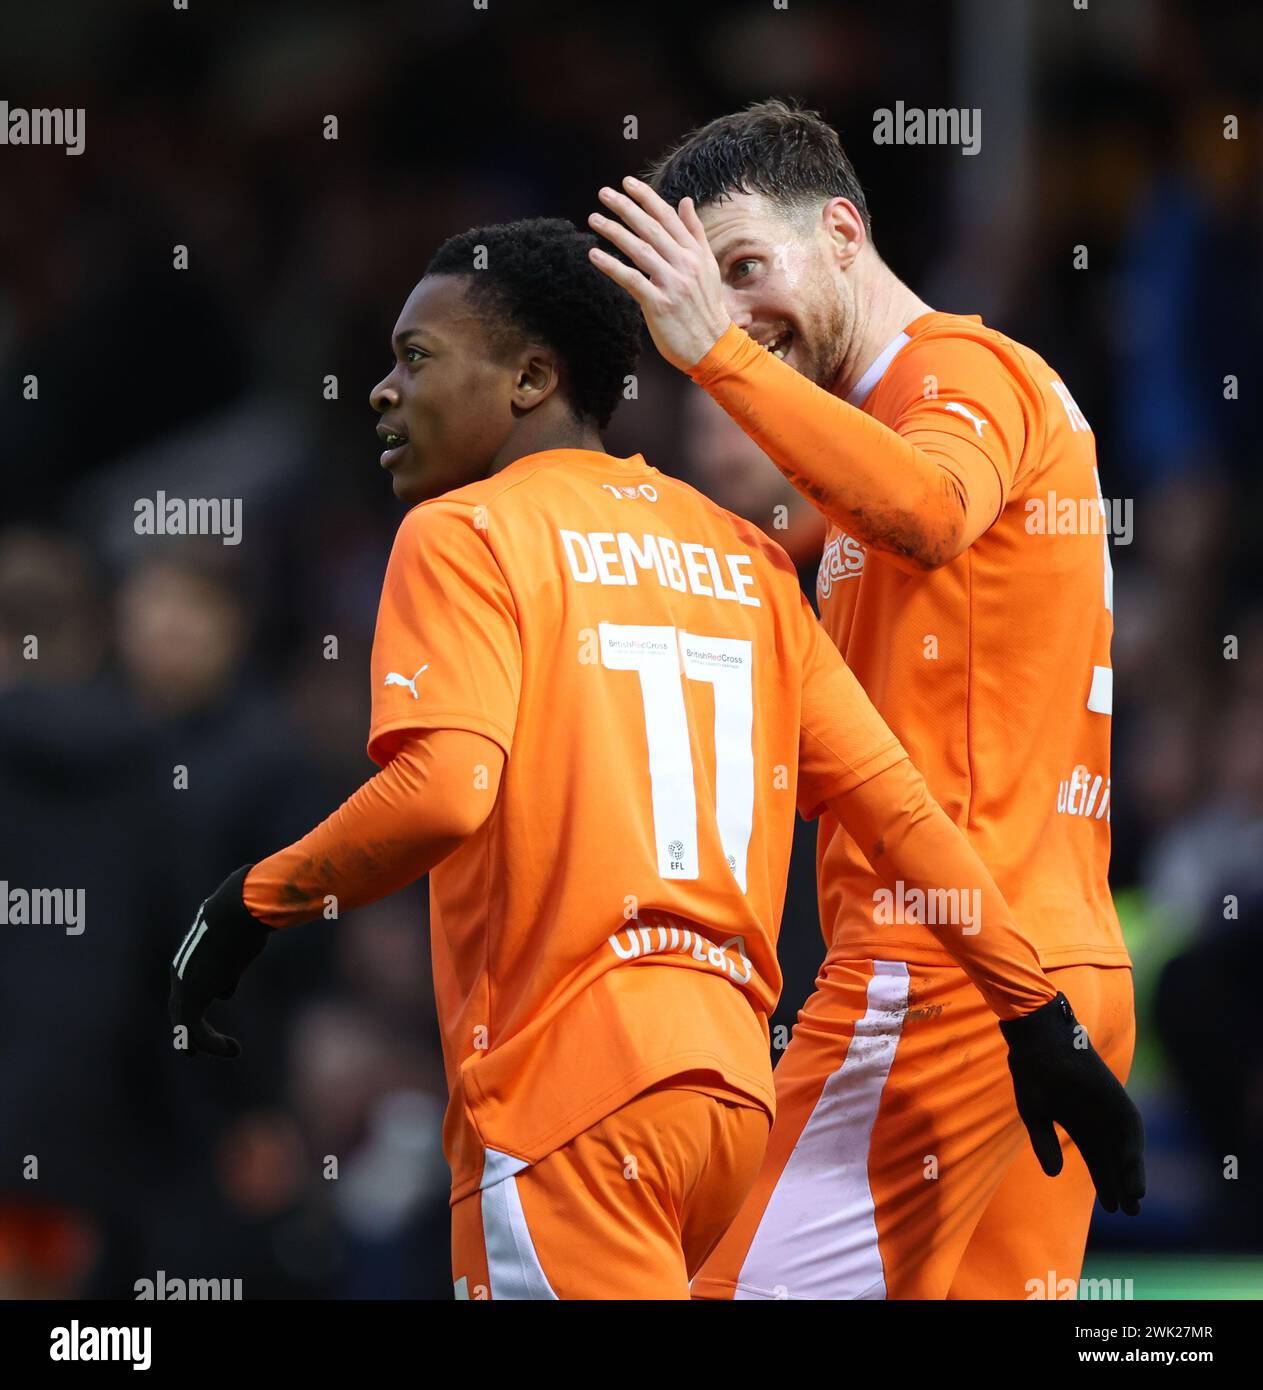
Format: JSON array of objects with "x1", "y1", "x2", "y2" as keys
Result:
[
  {"x1": 755, "y1": 326, "x2": 794, "y2": 360},
  {"x1": 376, "y1": 425, "x2": 410, "y2": 469}
]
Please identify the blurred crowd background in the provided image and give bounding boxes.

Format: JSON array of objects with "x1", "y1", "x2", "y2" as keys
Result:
[{"x1": 1, "y1": 0, "x2": 1260, "y2": 1298}]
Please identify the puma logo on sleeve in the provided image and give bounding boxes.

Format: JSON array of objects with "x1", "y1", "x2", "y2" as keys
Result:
[{"x1": 383, "y1": 665, "x2": 429, "y2": 699}]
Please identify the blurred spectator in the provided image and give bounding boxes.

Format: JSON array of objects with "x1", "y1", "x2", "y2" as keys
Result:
[{"x1": 0, "y1": 529, "x2": 182, "y2": 1294}]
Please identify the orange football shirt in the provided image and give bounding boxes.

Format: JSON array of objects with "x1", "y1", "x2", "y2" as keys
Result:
[
  {"x1": 368, "y1": 449, "x2": 908, "y2": 1201},
  {"x1": 690, "y1": 313, "x2": 1126, "y2": 970}
]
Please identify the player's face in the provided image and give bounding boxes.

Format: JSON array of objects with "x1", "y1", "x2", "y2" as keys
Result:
[
  {"x1": 369, "y1": 275, "x2": 519, "y2": 505},
  {"x1": 699, "y1": 191, "x2": 852, "y2": 390}
]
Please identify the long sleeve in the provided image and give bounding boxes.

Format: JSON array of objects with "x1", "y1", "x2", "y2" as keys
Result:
[
  {"x1": 825, "y1": 757, "x2": 1055, "y2": 1020},
  {"x1": 242, "y1": 728, "x2": 505, "y2": 928},
  {"x1": 793, "y1": 600, "x2": 1054, "y2": 1019},
  {"x1": 687, "y1": 323, "x2": 1029, "y2": 570}
]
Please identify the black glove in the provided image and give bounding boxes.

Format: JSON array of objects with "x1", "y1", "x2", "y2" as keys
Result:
[
  {"x1": 169, "y1": 865, "x2": 274, "y2": 1059},
  {"x1": 1000, "y1": 991, "x2": 1145, "y2": 1215}
]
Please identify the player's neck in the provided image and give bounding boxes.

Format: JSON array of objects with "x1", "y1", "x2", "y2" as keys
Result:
[
  {"x1": 836, "y1": 263, "x2": 934, "y2": 399},
  {"x1": 488, "y1": 415, "x2": 605, "y2": 475}
]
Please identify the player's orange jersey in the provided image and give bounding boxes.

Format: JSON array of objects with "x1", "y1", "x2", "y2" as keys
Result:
[
  {"x1": 367, "y1": 448, "x2": 906, "y2": 1201},
  {"x1": 814, "y1": 312, "x2": 1125, "y2": 970}
]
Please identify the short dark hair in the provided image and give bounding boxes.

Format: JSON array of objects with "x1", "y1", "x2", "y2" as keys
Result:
[
  {"x1": 648, "y1": 98, "x2": 871, "y2": 235},
  {"x1": 425, "y1": 217, "x2": 642, "y2": 429}
]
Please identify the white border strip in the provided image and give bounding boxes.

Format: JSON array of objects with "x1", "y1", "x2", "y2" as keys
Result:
[{"x1": 735, "y1": 960, "x2": 910, "y2": 1299}]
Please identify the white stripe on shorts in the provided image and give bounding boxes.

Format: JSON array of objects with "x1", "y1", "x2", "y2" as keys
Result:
[
  {"x1": 481, "y1": 1159, "x2": 559, "y2": 1301},
  {"x1": 735, "y1": 959, "x2": 910, "y2": 1300}
]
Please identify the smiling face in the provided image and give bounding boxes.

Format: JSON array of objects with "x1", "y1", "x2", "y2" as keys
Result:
[
  {"x1": 698, "y1": 190, "x2": 862, "y2": 390},
  {"x1": 368, "y1": 275, "x2": 527, "y2": 505}
]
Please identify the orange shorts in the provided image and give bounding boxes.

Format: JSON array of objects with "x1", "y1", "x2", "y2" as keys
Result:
[
  {"x1": 451, "y1": 1083, "x2": 770, "y2": 1299},
  {"x1": 692, "y1": 958, "x2": 1136, "y2": 1300}
]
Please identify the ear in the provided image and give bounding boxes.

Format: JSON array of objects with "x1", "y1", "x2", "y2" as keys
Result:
[
  {"x1": 820, "y1": 197, "x2": 866, "y2": 271},
  {"x1": 511, "y1": 347, "x2": 561, "y2": 413}
]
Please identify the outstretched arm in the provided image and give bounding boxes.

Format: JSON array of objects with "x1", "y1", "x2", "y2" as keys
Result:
[
  {"x1": 822, "y1": 756, "x2": 1054, "y2": 1020},
  {"x1": 796, "y1": 609, "x2": 1143, "y2": 1213},
  {"x1": 245, "y1": 728, "x2": 503, "y2": 926},
  {"x1": 821, "y1": 756, "x2": 1144, "y2": 1214},
  {"x1": 169, "y1": 729, "x2": 504, "y2": 1057}
]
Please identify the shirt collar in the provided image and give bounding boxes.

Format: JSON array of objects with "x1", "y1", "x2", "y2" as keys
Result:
[{"x1": 845, "y1": 328, "x2": 912, "y2": 408}]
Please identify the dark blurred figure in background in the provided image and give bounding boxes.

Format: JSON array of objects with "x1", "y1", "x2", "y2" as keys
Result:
[
  {"x1": 0, "y1": 529, "x2": 179, "y2": 1294},
  {"x1": 0, "y1": 533, "x2": 454, "y2": 1297}
]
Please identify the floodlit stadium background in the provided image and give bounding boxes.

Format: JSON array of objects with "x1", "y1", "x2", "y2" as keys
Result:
[{"x1": 1, "y1": 0, "x2": 1260, "y2": 1299}]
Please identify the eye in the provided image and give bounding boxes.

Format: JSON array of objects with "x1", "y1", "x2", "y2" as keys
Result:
[
  {"x1": 403, "y1": 345, "x2": 428, "y2": 364},
  {"x1": 730, "y1": 258, "x2": 758, "y2": 282}
]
